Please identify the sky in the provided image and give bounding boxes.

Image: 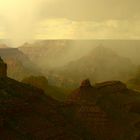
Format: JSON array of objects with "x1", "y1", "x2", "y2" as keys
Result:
[{"x1": 0, "y1": 0, "x2": 140, "y2": 46}]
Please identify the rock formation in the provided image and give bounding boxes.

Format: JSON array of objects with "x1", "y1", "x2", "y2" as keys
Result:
[
  {"x1": 67, "y1": 79, "x2": 140, "y2": 140},
  {"x1": 80, "y1": 79, "x2": 92, "y2": 88},
  {"x1": 0, "y1": 57, "x2": 7, "y2": 77}
]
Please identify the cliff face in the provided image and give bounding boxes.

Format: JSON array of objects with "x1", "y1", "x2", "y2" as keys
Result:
[
  {"x1": 67, "y1": 80, "x2": 140, "y2": 140},
  {"x1": 0, "y1": 48, "x2": 41, "y2": 80},
  {"x1": 0, "y1": 57, "x2": 7, "y2": 77}
]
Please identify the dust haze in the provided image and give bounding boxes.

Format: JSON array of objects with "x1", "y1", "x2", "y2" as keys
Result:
[
  {"x1": 0, "y1": 0, "x2": 52, "y2": 46},
  {"x1": 0, "y1": 0, "x2": 140, "y2": 83},
  {"x1": 1, "y1": 1, "x2": 140, "y2": 139},
  {"x1": 0, "y1": 0, "x2": 140, "y2": 46}
]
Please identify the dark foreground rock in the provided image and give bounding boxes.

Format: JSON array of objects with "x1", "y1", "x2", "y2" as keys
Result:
[
  {"x1": 67, "y1": 80, "x2": 140, "y2": 140},
  {"x1": 0, "y1": 77, "x2": 92, "y2": 140}
]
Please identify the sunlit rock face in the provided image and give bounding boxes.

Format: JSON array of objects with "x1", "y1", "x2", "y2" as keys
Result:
[
  {"x1": 0, "y1": 57, "x2": 7, "y2": 77},
  {"x1": 0, "y1": 48, "x2": 41, "y2": 80}
]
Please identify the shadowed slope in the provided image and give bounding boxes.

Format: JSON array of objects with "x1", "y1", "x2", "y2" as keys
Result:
[{"x1": 0, "y1": 77, "x2": 90, "y2": 140}]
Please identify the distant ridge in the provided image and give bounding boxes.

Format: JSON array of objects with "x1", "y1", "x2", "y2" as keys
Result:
[
  {"x1": 0, "y1": 43, "x2": 9, "y2": 48},
  {"x1": 56, "y1": 46, "x2": 136, "y2": 83}
]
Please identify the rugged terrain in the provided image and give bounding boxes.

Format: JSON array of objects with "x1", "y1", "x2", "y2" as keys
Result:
[
  {"x1": 22, "y1": 75, "x2": 69, "y2": 101},
  {"x1": 0, "y1": 76, "x2": 92, "y2": 140},
  {"x1": 0, "y1": 40, "x2": 140, "y2": 139},
  {"x1": 18, "y1": 40, "x2": 140, "y2": 88},
  {"x1": 56, "y1": 46, "x2": 136, "y2": 85},
  {"x1": 0, "y1": 47, "x2": 41, "y2": 80},
  {"x1": 67, "y1": 79, "x2": 140, "y2": 140}
]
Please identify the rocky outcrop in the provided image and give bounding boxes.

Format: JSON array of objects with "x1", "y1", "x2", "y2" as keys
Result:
[
  {"x1": 80, "y1": 79, "x2": 92, "y2": 88},
  {"x1": 67, "y1": 79, "x2": 140, "y2": 140},
  {"x1": 0, "y1": 57, "x2": 7, "y2": 77},
  {"x1": 95, "y1": 81, "x2": 127, "y2": 93}
]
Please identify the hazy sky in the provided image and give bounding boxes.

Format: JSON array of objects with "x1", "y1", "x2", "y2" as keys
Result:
[{"x1": 0, "y1": 0, "x2": 140, "y2": 46}]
